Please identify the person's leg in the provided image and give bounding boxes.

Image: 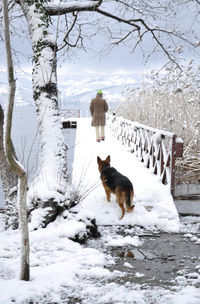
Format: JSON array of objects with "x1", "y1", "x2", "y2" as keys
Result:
[
  {"x1": 95, "y1": 126, "x2": 100, "y2": 142},
  {"x1": 100, "y1": 125, "x2": 105, "y2": 140}
]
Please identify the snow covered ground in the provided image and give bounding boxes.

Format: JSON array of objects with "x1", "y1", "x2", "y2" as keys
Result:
[
  {"x1": 0, "y1": 210, "x2": 200, "y2": 304},
  {"x1": 0, "y1": 118, "x2": 200, "y2": 304}
]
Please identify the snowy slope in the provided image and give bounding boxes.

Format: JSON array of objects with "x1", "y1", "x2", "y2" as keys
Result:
[{"x1": 72, "y1": 118, "x2": 180, "y2": 232}]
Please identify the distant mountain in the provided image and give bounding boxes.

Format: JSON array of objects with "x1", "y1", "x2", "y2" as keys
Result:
[{"x1": 0, "y1": 66, "x2": 141, "y2": 110}]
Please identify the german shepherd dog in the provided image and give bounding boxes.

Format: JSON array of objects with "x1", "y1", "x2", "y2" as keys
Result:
[{"x1": 97, "y1": 155, "x2": 134, "y2": 219}]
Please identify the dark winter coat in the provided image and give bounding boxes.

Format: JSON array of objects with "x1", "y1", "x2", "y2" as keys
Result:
[{"x1": 90, "y1": 95, "x2": 108, "y2": 126}]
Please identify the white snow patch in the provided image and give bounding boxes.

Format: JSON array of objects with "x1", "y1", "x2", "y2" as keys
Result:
[
  {"x1": 106, "y1": 235, "x2": 142, "y2": 247},
  {"x1": 124, "y1": 262, "x2": 134, "y2": 268},
  {"x1": 135, "y1": 272, "x2": 145, "y2": 278}
]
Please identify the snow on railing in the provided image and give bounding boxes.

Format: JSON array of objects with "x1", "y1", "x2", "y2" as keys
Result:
[{"x1": 107, "y1": 113, "x2": 183, "y2": 196}]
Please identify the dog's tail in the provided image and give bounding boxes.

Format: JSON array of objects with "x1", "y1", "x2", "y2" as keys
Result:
[{"x1": 125, "y1": 188, "x2": 134, "y2": 212}]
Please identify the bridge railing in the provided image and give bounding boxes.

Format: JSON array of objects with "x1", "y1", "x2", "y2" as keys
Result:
[
  {"x1": 107, "y1": 114, "x2": 183, "y2": 196},
  {"x1": 60, "y1": 109, "x2": 80, "y2": 119}
]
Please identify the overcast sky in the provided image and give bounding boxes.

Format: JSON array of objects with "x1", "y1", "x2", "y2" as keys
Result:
[
  {"x1": 0, "y1": 32, "x2": 159, "y2": 76},
  {"x1": 1, "y1": 1, "x2": 199, "y2": 79}
]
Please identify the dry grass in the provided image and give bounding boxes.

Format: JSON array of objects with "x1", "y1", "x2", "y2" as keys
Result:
[{"x1": 118, "y1": 62, "x2": 200, "y2": 184}]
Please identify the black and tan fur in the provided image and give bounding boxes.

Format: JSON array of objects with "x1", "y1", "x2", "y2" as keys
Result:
[{"x1": 97, "y1": 155, "x2": 134, "y2": 219}]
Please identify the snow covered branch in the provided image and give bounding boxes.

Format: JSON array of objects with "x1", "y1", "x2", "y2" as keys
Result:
[{"x1": 45, "y1": 0, "x2": 102, "y2": 16}]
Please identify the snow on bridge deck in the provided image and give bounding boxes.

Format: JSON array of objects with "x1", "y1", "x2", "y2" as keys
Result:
[{"x1": 72, "y1": 118, "x2": 180, "y2": 232}]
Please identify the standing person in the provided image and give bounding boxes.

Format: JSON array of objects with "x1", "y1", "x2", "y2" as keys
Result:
[{"x1": 90, "y1": 90, "x2": 109, "y2": 142}]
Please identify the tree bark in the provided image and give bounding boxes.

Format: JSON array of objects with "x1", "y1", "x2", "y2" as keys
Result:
[
  {"x1": 18, "y1": 174, "x2": 30, "y2": 281},
  {"x1": 2, "y1": 0, "x2": 30, "y2": 281},
  {"x1": 0, "y1": 105, "x2": 18, "y2": 229}
]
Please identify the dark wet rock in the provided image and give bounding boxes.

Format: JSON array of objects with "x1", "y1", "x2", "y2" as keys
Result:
[
  {"x1": 29, "y1": 198, "x2": 62, "y2": 228},
  {"x1": 70, "y1": 218, "x2": 100, "y2": 244}
]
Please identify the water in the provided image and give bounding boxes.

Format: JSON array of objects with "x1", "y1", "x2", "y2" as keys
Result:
[
  {"x1": 87, "y1": 221, "x2": 200, "y2": 288},
  {"x1": 63, "y1": 128, "x2": 76, "y2": 175},
  {"x1": 11, "y1": 104, "x2": 39, "y2": 177},
  {"x1": 0, "y1": 104, "x2": 76, "y2": 208}
]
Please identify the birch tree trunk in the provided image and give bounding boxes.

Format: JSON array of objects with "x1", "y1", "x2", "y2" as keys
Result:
[
  {"x1": 18, "y1": 2, "x2": 68, "y2": 227},
  {"x1": 3, "y1": 0, "x2": 30, "y2": 281},
  {"x1": 0, "y1": 105, "x2": 18, "y2": 229}
]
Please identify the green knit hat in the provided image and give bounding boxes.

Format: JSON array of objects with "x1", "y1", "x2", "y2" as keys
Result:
[{"x1": 97, "y1": 90, "x2": 102, "y2": 94}]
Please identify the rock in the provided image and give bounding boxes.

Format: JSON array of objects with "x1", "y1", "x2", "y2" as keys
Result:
[
  {"x1": 29, "y1": 198, "x2": 61, "y2": 229},
  {"x1": 70, "y1": 218, "x2": 100, "y2": 244}
]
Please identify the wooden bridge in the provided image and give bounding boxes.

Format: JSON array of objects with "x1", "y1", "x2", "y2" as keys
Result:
[
  {"x1": 71, "y1": 114, "x2": 200, "y2": 223},
  {"x1": 59, "y1": 109, "x2": 199, "y2": 199}
]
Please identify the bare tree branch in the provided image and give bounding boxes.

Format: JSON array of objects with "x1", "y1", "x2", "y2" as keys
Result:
[
  {"x1": 96, "y1": 8, "x2": 141, "y2": 31},
  {"x1": 58, "y1": 12, "x2": 81, "y2": 51},
  {"x1": 95, "y1": 6, "x2": 197, "y2": 69}
]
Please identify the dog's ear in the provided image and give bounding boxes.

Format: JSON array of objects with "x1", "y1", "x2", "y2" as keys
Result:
[
  {"x1": 106, "y1": 155, "x2": 110, "y2": 163},
  {"x1": 97, "y1": 156, "x2": 101, "y2": 165}
]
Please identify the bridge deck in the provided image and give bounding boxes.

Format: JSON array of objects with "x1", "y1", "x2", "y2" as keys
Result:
[{"x1": 72, "y1": 118, "x2": 180, "y2": 232}]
